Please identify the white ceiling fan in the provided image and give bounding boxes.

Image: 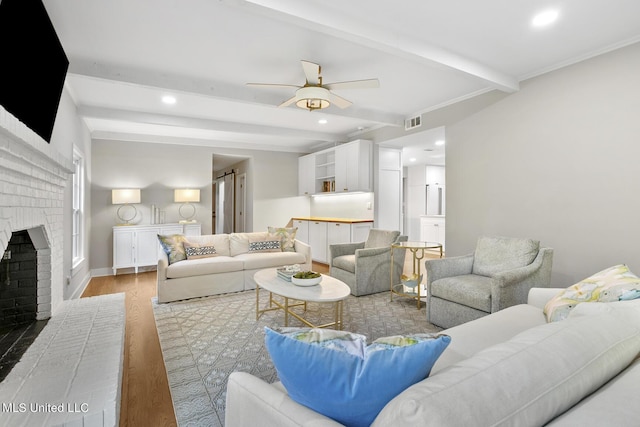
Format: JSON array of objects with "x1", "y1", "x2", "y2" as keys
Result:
[{"x1": 247, "y1": 60, "x2": 379, "y2": 111}]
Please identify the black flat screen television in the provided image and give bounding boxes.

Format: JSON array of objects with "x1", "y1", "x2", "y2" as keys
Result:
[{"x1": 0, "y1": 0, "x2": 69, "y2": 143}]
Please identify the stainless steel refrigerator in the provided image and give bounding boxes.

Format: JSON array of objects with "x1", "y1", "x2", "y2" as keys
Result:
[{"x1": 426, "y1": 184, "x2": 445, "y2": 216}]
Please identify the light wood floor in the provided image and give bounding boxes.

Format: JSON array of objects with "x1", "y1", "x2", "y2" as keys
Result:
[
  {"x1": 82, "y1": 272, "x2": 178, "y2": 427},
  {"x1": 80, "y1": 254, "x2": 441, "y2": 426}
]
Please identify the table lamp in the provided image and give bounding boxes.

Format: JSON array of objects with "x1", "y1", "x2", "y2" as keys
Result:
[
  {"x1": 174, "y1": 188, "x2": 200, "y2": 223},
  {"x1": 112, "y1": 189, "x2": 141, "y2": 225}
]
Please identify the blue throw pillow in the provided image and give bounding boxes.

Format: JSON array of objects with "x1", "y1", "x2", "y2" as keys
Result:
[{"x1": 264, "y1": 327, "x2": 451, "y2": 427}]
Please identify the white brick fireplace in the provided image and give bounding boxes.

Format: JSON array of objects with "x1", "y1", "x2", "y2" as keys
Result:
[{"x1": 0, "y1": 106, "x2": 73, "y2": 319}]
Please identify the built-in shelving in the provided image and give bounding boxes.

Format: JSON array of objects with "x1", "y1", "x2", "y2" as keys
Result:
[{"x1": 298, "y1": 140, "x2": 372, "y2": 196}]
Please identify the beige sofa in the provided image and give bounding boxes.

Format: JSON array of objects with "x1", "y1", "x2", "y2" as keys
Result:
[
  {"x1": 157, "y1": 232, "x2": 311, "y2": 303},
  {"x1": 225, "y1": 288, "x2": 640, "y2": 426}
]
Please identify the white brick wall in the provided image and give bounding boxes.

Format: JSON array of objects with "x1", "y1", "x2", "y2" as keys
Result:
[{"x1": 0, "y1": 105, "x2": 73, "y2": 319}]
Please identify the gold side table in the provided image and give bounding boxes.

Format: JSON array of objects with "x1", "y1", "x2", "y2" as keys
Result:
[{"x1": 390, "y1": 241, "x2": 443, "y2": 309}]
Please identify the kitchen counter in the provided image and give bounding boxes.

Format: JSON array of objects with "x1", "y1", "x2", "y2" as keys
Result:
[{"x1": 291, "y1": 217, "x2": 374, "y2": 224}]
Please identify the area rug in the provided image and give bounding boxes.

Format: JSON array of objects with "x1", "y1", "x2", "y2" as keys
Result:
[{"x1": 152, "y1": 289, "x2": 441, "y2": 427}]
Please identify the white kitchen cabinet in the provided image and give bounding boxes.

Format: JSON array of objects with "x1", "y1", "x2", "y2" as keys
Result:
[
  {"x1": 298, "y1": 153, "x2": 315, "y2": 196},
  {"x1": 294, "y1": 219, "x2": 374, "y2": 263},
  {"x1": 420, "y1": 217, "x2": 446, "y2": 251},
  {"x1": 335, "y1": 140, "x2": 372, "y2": 193},
  {"x1": 308, "y1": 221, "x2": 328, "y2": 263},
  {"x1": 113, "y1": 223, "x2": 201, "y2": 275},
  {"x1": 292, "y1": 219, "x2": 309, "y2": 243},
  {"x1": 327, "y1": 222, "x2": 351, "y2": 248},
  {"x1": 297, "y1": 140, "x2": 372, "y2": 195},
  {"x1": 351, "y1": 222, "x2": 373, "y2": 243}
]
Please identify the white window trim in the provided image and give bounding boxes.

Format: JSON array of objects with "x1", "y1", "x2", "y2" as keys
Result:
[{"x1": 72, "y1": 147, "x2": 85, "y2": 269}]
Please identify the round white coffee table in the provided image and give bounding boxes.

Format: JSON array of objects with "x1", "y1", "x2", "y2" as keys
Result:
[{"x1": 254, "y1": 268, "x2": 350, "y2": 330}]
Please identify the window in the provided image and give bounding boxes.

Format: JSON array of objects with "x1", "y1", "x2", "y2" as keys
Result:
[{"x1": 72, "y1": 147, "x2": 84, "y2": 267}]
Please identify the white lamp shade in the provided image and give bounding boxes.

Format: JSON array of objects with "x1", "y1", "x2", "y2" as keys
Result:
[
  {"x1": 112, "y1": 189, "x2": 141, "y2": 205},
  {"x1": 174, "y1": 188, "x2": 200, "y2": 203},
  {"x1": 295, "y1": 86, "x2": 330, "y2": 110}
]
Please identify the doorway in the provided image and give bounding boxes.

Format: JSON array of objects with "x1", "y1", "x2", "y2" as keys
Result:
[
  {"x1": 212, "y1": 154, "x2": 250, "y2": 234},
  {"x1": 215, "y1": 172, "x2": 235, "y2": 234}
]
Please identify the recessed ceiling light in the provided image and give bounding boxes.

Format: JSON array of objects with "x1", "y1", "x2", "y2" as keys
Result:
[
  {"x1": 435, "y1": 140, "x2": 445, "y2": 146},
  {"x1": 409, "y1": 158, "x2": 417, "y2": 162},
  {"x1": 532, "y1": 9, "x2": 559, "y2": 27},
  {"x1": 162, "y1": 95, "x2": 177, "y2": 105},
  {"x1": 318, "y1": 119, "x2": 328, "y2": 124}
]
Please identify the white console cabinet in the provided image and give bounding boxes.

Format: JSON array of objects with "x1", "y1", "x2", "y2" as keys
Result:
[{"x1": 113, "y1": 223, "x2": 201, "y2": 275}]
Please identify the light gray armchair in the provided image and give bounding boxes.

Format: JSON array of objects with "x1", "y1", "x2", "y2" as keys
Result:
[
  {"x1": 329, "y1": 229, "x2": 408, "y2": 296},
  {"x1": 425, "y1": 236, "x2": 553, "y2": 328}
]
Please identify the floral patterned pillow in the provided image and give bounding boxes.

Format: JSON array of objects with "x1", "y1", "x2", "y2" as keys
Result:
[
  {"x1": 268, "y1": 226, "x2": 298, "y2": 252},
  {"x1": 157, "y1": 234, "x2": 188, "y2": 264},
  {"x1": 543, "y1": 264, "x2": 640, "y2": 322}
]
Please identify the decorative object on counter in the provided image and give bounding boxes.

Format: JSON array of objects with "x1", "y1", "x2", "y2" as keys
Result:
[
  {"x1": 174, "y1": 188, "x2": 200, "y2": 223},
  {"x1": 111, "y1": 188, "x2": 141, "y2": 225}
]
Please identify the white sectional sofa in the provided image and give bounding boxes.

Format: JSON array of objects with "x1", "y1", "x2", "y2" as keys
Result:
[
  {"x1": 225, "y1": 288, "x2": 640, "y2": 426},
  {"x1": 157, "y1": 231, "x2": 311, "y2": 303}
]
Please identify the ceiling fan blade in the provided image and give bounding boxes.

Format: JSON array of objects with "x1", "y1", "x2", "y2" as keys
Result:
[
  {"x1": 278, "y1": 96, "x2": 297, "y2": 108},
  {"x1": 246, "y1": 83, "x2": 301, "y2": 89},
  {"x1": 324, "y1": 78, "x2": 380, "y2": 90},
  {"x1": 329, "y1": 93, "x2": 353, "y2": 109},
  {"x1": 301, "y1": 60, "x2": 321, "y2": 85}
]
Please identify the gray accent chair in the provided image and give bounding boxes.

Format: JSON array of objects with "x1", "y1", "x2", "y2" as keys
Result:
[
  {"x1": 329, "y1": 229, "x2": 408, "y2": 296},
  {"x1": 425, "y1": 236, "x2": 553, "y2": 328}
]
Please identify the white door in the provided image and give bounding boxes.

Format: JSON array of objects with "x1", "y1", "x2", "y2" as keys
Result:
[{"x1": 237, "y1": 173, "x2": 246, "y2": 233}]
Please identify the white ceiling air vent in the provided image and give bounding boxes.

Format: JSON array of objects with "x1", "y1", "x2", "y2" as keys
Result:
[{"x1": 405, "y1": 115, "x2": 422, "y2": 130}]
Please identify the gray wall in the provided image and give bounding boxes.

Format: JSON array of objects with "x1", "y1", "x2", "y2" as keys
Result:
[
  {"x1": 51, "y1": 86, "x2": 93, "y2": 299},
  {"x1": 90, "y1": 140, "x2": 309, "y2": 275},
  {"x1": 446, "y1": 42, "x2": 640, "y2": 284}
]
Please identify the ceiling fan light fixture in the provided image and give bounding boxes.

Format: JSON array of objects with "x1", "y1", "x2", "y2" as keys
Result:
[{"x1": 295, "y1": 86, "x2": 331, "y2": 111}]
